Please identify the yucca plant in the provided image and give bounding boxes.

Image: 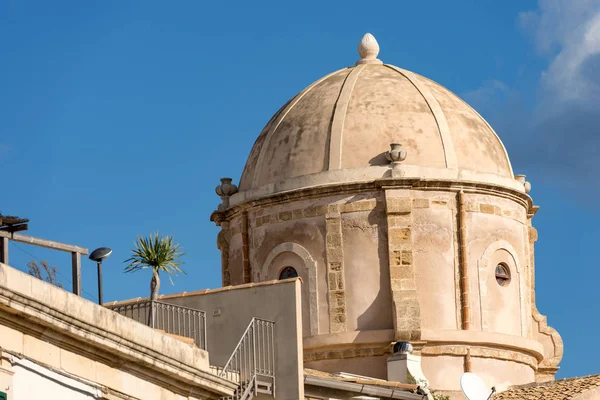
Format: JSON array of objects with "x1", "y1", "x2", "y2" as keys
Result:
[{"x1": 124, "y1": 232, "x2": 186, "y2": 301}]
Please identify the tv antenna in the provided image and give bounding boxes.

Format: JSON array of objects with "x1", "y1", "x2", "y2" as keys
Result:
[{"x1": 460, "y1": 373, "x2": 496, "y2": 400}]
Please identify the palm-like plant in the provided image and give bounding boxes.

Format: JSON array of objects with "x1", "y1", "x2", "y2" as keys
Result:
[{"x1": 124, "y1": 232, "x2": 186, "y2": 300}]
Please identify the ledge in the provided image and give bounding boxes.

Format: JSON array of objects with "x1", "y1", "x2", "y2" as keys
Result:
[
  {"x1": 0, "y1": 263, "x2": 237, "y2": 398},
  {"x1": 229, "y1": 165, "x2": 528, "y2": 208},
  {"x1": 420, "y1": 329, "x2": 545, "y2": 361},
  {"x1": 304, "y1": 329, "x2": 395, "y2": 349},
  {"x1": 303, "y1": 328, "x2": 544, "y2": 365}
]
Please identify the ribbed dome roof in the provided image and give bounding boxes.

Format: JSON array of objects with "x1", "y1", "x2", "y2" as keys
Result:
[{"x1": 239, "y1": 34, "x2": 513, "y2": 193}]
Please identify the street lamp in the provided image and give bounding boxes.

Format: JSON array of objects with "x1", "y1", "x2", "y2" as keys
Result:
[{"x1": 89, "y1": 247, "x2": 112, "y2": 305}]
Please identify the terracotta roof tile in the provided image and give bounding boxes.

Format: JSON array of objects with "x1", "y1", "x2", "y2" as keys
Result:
[{"x1": 495, "y1": 374, "x2": 600, "y2": 400}]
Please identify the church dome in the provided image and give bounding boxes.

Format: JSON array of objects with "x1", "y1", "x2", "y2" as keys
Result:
[{"x1": 239, "y1": 34, "x2": 514, "y2": 193}]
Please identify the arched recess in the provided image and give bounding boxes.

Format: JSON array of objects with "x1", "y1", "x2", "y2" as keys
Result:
[
  {"x1": 259, "y1": 242, "x2": 319, "y2": 336},
  {"x1": 477, "y1": 240, "x2": 527, "y2": 336}
]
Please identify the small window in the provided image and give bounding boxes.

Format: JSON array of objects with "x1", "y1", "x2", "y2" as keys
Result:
[
  {"x1": 495, "y1": 263, "x2": 511, "y2": 286},
  {"x1": 279, "y1": 266, "x2": 298, "y2": 280}
]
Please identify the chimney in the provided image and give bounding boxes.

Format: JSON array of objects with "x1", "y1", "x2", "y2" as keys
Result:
[{"x1": 387, "y1": 342, "x2": 433, "y2": 400}]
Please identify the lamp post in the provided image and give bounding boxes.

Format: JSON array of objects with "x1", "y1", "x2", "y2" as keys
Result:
[{"x1": 89, "y1": 247, "x2": 112, "y2": 305}]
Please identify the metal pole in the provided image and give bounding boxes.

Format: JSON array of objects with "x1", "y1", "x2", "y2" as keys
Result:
[
  {"x1": 0, "y1": 237, "x2": 8, "y2": 264},
  {"x1": 97, "y1": 261, "x2": 103, "y2": 305}
]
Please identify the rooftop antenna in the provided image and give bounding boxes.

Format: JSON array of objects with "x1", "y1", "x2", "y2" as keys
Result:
[{"x1": 460, "y1": 372, "x2": 496, "y2": 400}]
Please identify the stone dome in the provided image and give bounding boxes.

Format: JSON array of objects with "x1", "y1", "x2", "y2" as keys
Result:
[{"x1": 239, "y1": 34, "x2": 515, "y2": 194}]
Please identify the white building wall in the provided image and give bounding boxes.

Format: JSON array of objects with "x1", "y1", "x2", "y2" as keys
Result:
[{"x1": 12, "y1": 358, "x2": 100, "y2": 400}]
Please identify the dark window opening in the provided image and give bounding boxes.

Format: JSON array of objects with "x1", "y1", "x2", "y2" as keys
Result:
[
  {"x1": 495, "y1": 263, "x2": 511, "y2": 287},
  {"x1": 279, "y1": 266, "x2": 298, "y2": 280}
]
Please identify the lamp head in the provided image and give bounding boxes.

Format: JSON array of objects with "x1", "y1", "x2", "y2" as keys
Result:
[{"x1": 89, "y1": 247, "x2": 112, "y2": 262}]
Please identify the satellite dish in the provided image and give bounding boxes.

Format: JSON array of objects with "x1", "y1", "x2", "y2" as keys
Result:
[
  {"x1": 89, "y1": 247, "x2": 112, "y2": 262},
  {"x1": 460, "y1": 373, "x2": 495, "y2": 400}
]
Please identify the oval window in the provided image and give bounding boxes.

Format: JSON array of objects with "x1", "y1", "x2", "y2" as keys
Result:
[{"x1": 495, "y1": 263, "x2": 511, "y2": 287}]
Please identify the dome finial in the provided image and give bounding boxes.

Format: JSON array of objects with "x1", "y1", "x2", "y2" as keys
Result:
[{"x1": 357, "y1": 33, "x2": 383, "y2": 65}]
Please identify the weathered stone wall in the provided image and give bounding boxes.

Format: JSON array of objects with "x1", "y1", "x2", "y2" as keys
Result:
[
  {"x1": 217, "y1": 180, "x2": 561, "y2": 387},
  {"x1": 410, "y1": 190, "x2": 458, "y2": 332},
  {"x1": 463, "y1": 192, "x2": 530, "y2": 337}
]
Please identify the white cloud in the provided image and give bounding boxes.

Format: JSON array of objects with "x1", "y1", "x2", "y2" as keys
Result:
[
  {"x1": 464, "y1": 1, "x2": 600, "y2": 199},
  {"x1": 520, "y1": 0, "x2": 600, "y2": 104}
]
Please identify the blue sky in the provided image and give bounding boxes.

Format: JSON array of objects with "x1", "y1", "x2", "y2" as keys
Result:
[{"x1": 1, "y1": 0, "x2": 599, "y2": 380}]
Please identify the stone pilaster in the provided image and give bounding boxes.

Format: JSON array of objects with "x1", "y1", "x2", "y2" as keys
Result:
[
  {"x1": 325, "y1": 204, "x2": 347, "y2": 333},
  {"x1": 385, "y1": 190, "x2": 420, "y2": 341},
  {"x1": 241, "y1": 212, "x2": 251, "y2": 284},
  {"x1": 217, "y1": 223, "x2": 231, "y2": 286}
]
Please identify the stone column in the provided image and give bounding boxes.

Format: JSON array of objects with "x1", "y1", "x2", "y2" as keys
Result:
[
  {"x1": 384, "y1": 190, "x2": 420, "y2": 341},
  {"x1": 325, "y1": 204, "x2": 347, "y2": 333}
]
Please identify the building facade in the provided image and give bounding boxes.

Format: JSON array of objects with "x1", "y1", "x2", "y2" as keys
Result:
[
  {"x1": 0, "y1": 261, "x2": 237, "y2": 400},
  {"x1": 210, "y1": 33, "x2": 563, "y2": 397}
]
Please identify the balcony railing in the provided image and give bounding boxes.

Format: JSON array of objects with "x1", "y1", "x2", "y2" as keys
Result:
[{"x1": 107, "y1": 300, "x2": 207, "y2": 350}]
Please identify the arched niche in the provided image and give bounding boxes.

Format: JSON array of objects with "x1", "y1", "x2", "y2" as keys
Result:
[
  {"x1": 259, "y1": 242, "x2": 319, "y2": 336},
  {"x1": 477, "y1": 240, "x2": 526, "y2": 337}
]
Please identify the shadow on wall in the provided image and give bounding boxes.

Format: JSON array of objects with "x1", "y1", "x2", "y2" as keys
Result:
[{"x1": 355, "y1": 206, "x2": 394, "y2": 331}]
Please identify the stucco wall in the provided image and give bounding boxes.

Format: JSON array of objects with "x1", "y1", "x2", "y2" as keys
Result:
[
  {"x1": 463, "y1": 192, "x2": 529, "y2": 337},
  {"x1": 411, "y1": 190, "x2": 459, "y2": 331},
  {"x1": 163, "y1": 279, "x2": 304, "y2": 400},
  {"x1": 342, "y1": 209, "x2": 393, "y2": 332},
  {"x1": 11, "y1": 358, "x2": 98, "y2": 399}
]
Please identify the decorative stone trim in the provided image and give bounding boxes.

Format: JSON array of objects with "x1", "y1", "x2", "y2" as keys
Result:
[
  {"x1": 328, "y1": 64, "x2": 366, "y2": 170},
  {"x1": 217, "y1": 227, "x2": 231, "y2": 286},
  {"x1": 304, "y1": 344, "x2": 391, "y2": 362},
  {"x1": 253, "y1": 199, "x2": 385, "y2": 229},
  {"x1": 230, "y1": 178, "x2": 531, "y2": 213},
  {"x1": 253, "y1": 205, "x2": 328, "y2": 228},
  {"x1": 464, "y1": 202, "x2": 526, "y2": 223},
  {"x1": 241, "y1": 212, "x2": 251, "y2": 284},
  {"x1": 477, "y1": 240, "x2": 526, "y2": 336},
  {"x1": 384, "y1": 65, "x2": 459, "y2": 170},
  {"x1": 526, "y1": 219, "x2": 562, "y2": 372},
  {"x1": 250, "y1": 67, "x2": 348, "y2": 188},
  {"x1": 260, "y1": 242, "x2": 319, "y2": 336},
  {"x1": 532, "y1": 305, "x2": 564, "y2": 368},
  {"x1": 325, "y1": 205, "x2": 347, "y2": 333},
  {"x1": 304, "y1": 342, "x2": 538, "y2": 369},
  {"x1": 340, "y1": 198, "x2": 382, "y2": 213},
  {"x1": 385, "y1": 191, "x2": 420, "y2": 341},
  {"x1": 421, "y1": 345, "x2": 537, "y2": 369}
]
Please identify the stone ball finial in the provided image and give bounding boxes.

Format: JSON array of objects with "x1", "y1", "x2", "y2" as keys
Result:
[
  {"x1": 386, "y1": 143, "x2": 407, "y2": 163},
  {"x1": 357, "y1": 33, "x2": 383, "y2": 65}
]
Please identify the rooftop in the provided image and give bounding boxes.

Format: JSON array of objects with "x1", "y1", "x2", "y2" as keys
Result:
[{"x1": 495, "y1": 374, "x2": 600, "y2": 400}]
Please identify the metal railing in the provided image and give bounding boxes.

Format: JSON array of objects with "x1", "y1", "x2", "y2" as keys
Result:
[
  {"x1": 219, "y1": 318, "x2": 275, "y2": 400},
  {"x1": 107, "y1": 300, "x2": 207, "y2": 350}
]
